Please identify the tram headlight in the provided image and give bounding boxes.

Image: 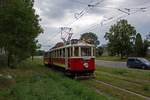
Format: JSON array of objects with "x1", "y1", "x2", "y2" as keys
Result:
[{"x1": 83, "y1": 63, "x2": 88, "y2": 68}]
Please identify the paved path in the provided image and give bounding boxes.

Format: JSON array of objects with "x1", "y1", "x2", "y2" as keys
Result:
[{"x1": 96, "y1": 60, "x2": 127, "y2": 68}]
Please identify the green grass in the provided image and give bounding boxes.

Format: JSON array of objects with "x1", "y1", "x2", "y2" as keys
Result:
[
  {"x1": 96, "y1": 56, "x2": 150, "y2": 62},
  {"x1": 82, "y1": 80, "x2": 145, "y2": 100},
  {"x1": 83, "y1": 66, "x2": 150, "y2": 99},
  {"x1": 0, "y1": 58, "x2": 110, "y2": 100},
  {"x1": 96, "y1": 56, "x2": 127, "y2": 62}
]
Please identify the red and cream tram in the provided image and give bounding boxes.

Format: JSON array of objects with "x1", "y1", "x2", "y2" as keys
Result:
[{"x1": 43, "y1": 42, "x2": 95, "y2": 78}]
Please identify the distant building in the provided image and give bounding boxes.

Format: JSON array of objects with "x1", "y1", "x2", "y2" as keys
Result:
[
  {"x1": 71, "y1": 39, "x2": 79, "y2": 44},
  {"x1": 101, "y1": 44, "x2": 108, "y2": 56},
  {"x1": 147, "y1": 47, "x2": 150, "y2": 55}
]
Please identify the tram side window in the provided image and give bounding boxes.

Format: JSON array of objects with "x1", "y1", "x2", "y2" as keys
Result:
[
  {"x1": 70, "y1": 47, "x2": 73, "y2": 57},
  {"x1": 67, "y1": 48, "x2": 70, "y2": 57},
  {"x1": 58, "y1": 50, "x2": 60, "y2": 57},
  {"x1": 55, "y1": 51, "x2": 56, "y2": 57},
  {"x1": 49, "y1": 52, "x2": 51, "y2": 58},
  {"x1": 56, "y1": 50, "x2": 58, "y2": 57},
  {"x1": 53, "y1": 51, "x2": 54, "y2": 57},
  {"x1": 44, "y1": 52, "x2": 48, "y2": 57},
  {"x1": 63, "y1": 48, "x2": 65, "y2": 57},
  {"x1": 52, "y1": 51, "x2": 54, "y2": 57},
  {"x1": 81, "y1": 47, "x2": 91, "y2": 56},
  {"x1": 58, "y1": 49, "x2": 60, "y2": 57},
  {"x1": 74, "y1": 47, "x2": 79, "y2": 56},
  {"x1": 93, "y1": 47, "x2": 96, "y2": 56},
  {"x1": 60, "y1": 49, "x2": 61, "y2": 57}
]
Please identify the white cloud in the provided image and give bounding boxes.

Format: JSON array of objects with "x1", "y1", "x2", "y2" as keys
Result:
[{"x1": 34, "y1": 0, "x2": 150, "y2": 50}]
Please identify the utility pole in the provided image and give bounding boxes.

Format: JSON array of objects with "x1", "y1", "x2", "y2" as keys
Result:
[
  {"x1": 60, "y1": 27, "x2": 73, "y2": 44},
  {"x1": 60, "y1": 27, "x2": 73, "y2": 70}
]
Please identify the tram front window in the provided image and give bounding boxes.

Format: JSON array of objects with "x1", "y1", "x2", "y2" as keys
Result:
[
  {"x1": 81, "y1": 47, "x2": 91, "y2": 56},
  {"x1": 74, "y1": 47, "x2": 79, "y2": 56}
]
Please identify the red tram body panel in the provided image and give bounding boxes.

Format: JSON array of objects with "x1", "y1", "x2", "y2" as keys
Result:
[
  {"x1": 68, "y1": 58, "x2": 95, "y2": 72},
  {"x1": 43, "y1": 42, "x2": 96, "y2": 77}
]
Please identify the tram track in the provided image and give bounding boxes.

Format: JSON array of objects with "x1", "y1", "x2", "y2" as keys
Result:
[
  {"x1": 91, "y1": 79, "x2": 150, "y2": 100},
  {"x1": 46, "y1": 65, "x2": 150, "y2": 99},
  {"x1": 95, "y1": 71, "x2": 150, "y2": 86}
]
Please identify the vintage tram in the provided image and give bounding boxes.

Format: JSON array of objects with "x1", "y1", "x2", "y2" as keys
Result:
[{"x1": 43, "y1": 42, "x2": 96, "y2": 78}]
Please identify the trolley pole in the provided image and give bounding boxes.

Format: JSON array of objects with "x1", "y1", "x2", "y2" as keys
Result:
[{"x1": 60, "y1": 27, "x2": 73, "y2": 70}]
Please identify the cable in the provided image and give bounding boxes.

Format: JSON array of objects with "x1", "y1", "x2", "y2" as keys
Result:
[
  {"x1": 71, "y1": 0, "x2": 90, "y2": 5},
  {"x1": 42, "y1": 0, "x2": 150, "y2": 49}
]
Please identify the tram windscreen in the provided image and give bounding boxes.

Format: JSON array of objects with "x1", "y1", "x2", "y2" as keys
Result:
[{"x1": 81, "y1": 47, "x2": 91, "y2": 56}]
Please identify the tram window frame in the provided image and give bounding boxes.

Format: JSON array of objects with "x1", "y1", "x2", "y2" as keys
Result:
[
  {"x1": 93, "y1": 47, "x2": 96, "y2": 56},
  {"x1": 81, "y1": 47, "x2": 91, "y2": 56}
]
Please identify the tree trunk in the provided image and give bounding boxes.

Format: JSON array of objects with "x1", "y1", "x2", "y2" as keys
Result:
[
  {"x1": 31, "y1": 55, "x2": 34, "y2": 61},
  {"x1": 7, "y1": 52, "x2": 11, "y2": 67},
  {"x1": 120, "y1": 51, "x2": 123, "y2": 59}
]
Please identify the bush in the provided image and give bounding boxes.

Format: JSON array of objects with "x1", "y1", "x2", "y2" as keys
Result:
[
  {"x1": 143, "y1": 85, "x2": 150, "y2": 92},
  {"x1": 0, "y1": 55, "x2": 7, "y2": 67}
]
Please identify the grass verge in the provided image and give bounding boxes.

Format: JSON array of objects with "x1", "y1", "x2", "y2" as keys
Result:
[
  {"x1": 0, "y1": 58, "x2": 110, "y2": 100},
  {"x1": 81, "y1": 66, "x2": 150, "y2": 100},
  {"x1": 96, "y1": 56, "x2": 127, "y2": 62}
]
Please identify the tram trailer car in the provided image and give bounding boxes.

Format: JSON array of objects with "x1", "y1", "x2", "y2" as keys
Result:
[{"x1": 43, "y1": 42, "x2": 96, "y2": 78}]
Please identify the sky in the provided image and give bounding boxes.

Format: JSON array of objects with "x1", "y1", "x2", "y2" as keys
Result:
[{"x1": 34, "y1": 0, "x2": 150, "y2": 50}]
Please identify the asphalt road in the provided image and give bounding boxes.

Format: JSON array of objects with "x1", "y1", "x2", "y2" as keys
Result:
[{"x1": 96, "y1": 60, "x2": 127, "y2": 68}]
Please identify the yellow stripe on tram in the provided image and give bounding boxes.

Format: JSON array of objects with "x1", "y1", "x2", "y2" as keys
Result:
[{"x1": 53, "y1": 63, "x2": 66, "y2": 68}]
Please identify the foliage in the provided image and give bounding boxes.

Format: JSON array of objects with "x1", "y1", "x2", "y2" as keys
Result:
[
  {"x1": 96, "y1": 46, "x2": 104, "y2": 56},
  {"x1": 35, "y1": 50, "x2": 45, "y2": 56},
  {"x1": 80, "y1": 32, "x2": 100, "y2": 47},
  {"x1": 0, "y1": 0, "x2": 43, "y2": 67},
  {"x1": 134, "y1": 33, "x2": 149, "y2": 57},
  {"x1": 95, "y1": 66, "x2": 150, "y2": 98},
  {"x1": 142, "y1": 40, "x2": 149, "y2": 57},
  {"x1": 104, "y1": 19, "x2": 136, "y2": 58},
  {"x1": 135, "y1": 33, "x2": 143, "y2": 56},
  {"x1": 96, "y1": 56, "x2": 127, "y2": 62}
]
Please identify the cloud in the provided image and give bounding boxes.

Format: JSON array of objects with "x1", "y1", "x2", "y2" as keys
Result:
[{"x1": 34, "y1": 0, "x2": 150, "y2": 50}]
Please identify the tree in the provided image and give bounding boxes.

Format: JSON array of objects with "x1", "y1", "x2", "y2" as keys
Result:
[
  {"x1": 135, "y1": 33, "x2": 143, "y2": 56},
  {"x1": 35, "y1": 50, "x2": 45, "y2": 56},
  {"x1": 80, "y1": 32, "x2": 100, "y2": 47},
  {"x1": 31, "y1": 40, "x2": 41, "y2": 61},
  {"x1": 142, "y1": 40, "x2": 149, "y2": 56},
  {"x1": 96, "y1": 46, "x2": 104, "y2": 56},
  {"x1": 0, "y1": 0, "x2": 43, "y2": 67},
  {"x1": 104, "y1": 19, "x2": 136, "y2": 59}
]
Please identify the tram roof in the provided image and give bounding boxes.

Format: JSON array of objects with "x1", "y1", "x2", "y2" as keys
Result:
[{"x1": 49, "y1": 42, "x2": 95, "y2": 52}]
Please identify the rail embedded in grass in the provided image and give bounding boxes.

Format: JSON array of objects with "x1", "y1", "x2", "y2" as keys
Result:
[
  {"x1": 96, "y1": 66, "x2": 150, "y2": 81},
  {"x1": 88, "y1": 66, "x2": 150, "y2": 98},
  {"x1": 82, "y1": 79, "x2": 145, "y2": 100}
]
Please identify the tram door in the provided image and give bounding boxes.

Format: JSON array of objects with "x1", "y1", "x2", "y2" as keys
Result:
[{"x1": 49, "y1": 52, "x2": 52, "y2": 64}]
